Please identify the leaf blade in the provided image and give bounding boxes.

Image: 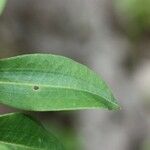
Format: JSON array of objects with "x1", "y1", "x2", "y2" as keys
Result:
[
  {"x1": 0, "y1": 54, "x2": 120, "y2": 111},
  {"x1": 0, "y1": 113, "x2": 64, "y2": 150}
]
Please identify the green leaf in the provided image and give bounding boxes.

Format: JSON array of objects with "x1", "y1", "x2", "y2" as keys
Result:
[
  {"x1": 0, "y1": 54, "x2": 120, "y2": 111},
  {"x1": 0, "y1": 0, "x2": 6, "y2": 15},
  {"x1": 0, "y1": 113, "x2": 64, "y2": 150}
]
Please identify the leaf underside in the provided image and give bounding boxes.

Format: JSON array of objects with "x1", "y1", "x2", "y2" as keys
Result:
[
  {"x1": 0, "y1": 113, "x2": 64, "y2": 150},
  {"x1": 0, "y1": 54, "x2": 120, "y2": 111}
]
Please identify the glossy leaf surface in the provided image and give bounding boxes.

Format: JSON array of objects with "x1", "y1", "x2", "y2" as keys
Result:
[
  {"x1": 0, "y1": 113, "x2": 63, "y2": 150},
  {"x1": 0, "y1": 54, "x2": 120, "y2": 111}
]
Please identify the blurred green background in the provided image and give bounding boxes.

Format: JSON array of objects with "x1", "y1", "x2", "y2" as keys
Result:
[{"x1": 0, "y1": 0, "x2": 150, "y2": 150}]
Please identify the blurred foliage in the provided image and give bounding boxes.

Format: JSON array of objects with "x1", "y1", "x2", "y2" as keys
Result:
[
  {"x1": 45, "y1": 123, "x2": 82, "y2": 150},
  {"x1": 142, "y1": 139, "x2": 150, "y2": 150},
  {"x1": 115, "y1": 0, "x2": 150, "y2": 39},
  {"x1": 0, "y1": 0, "x2": 6, "y2": 15}
]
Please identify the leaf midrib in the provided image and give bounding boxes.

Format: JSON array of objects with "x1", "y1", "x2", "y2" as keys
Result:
[
  {"x1": 0, "y1": 68, "x2": 100, "y2": 89},
  {"x1": 0, "y1": 69, "x2": 106, "y2": 97},
  {"x1": 0, "y1": 81, "x2": 117, "y2": 107}
]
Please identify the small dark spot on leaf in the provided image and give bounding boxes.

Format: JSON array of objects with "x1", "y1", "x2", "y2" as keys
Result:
[{"x1": 33, "y1": 86, "x2": 39, "y2": 91}]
